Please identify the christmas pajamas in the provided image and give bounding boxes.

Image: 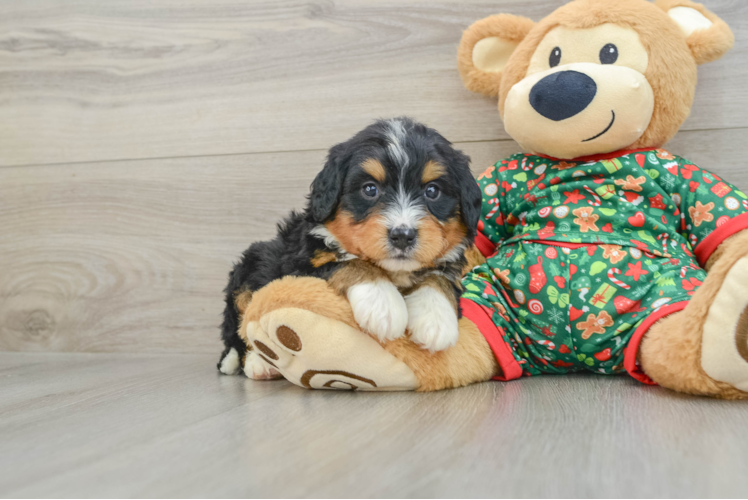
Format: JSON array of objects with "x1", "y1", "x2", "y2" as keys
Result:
[{"x1": 462, "y1": 149, "x2": 748, "y2": 384}]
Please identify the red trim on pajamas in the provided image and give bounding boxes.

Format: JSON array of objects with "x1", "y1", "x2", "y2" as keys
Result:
[
  {"x1": 535, "y1": 147, "x2": 655, "y2": 164},
  {"x1": 461, "y1": 298, "x2": 523, "y2": 382},
  {"x1": 693, "y1": 212, "x2": 748, "y2": 266},
  {"x1": 623, "y1": 301, "x2": 689, "y2": 385},
  {"x1": 475, "y1": 231, "x2": 497, "y2": 258}
]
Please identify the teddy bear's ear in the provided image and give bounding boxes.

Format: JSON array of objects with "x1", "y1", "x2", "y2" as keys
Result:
[
  {"x1": 457, "y1": 14, "x2": 536, "y2": 97},
  {"x1": 656, "y1": 0, "x2": 734, "y2": 65}
]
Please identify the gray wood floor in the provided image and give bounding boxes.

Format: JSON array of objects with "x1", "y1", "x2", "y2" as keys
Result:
[
  {"x1": 3, "y1": 0, "x2": 748, "y2": 497},
  {"x1": 1, "y1": 352, "x2": 748, "y2": 498}
]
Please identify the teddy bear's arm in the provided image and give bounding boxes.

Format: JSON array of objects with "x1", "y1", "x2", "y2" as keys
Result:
[
  {"x1": 666, "y1": 156, "x2": 748, "y2": 267},
  {"x1": 474, "y1": 158, "x2": 519, "y2": 257}
]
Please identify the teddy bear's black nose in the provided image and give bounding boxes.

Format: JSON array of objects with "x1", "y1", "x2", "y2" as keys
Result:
[{"x1": 529, "y1": 70, "x2": 597, "y2": 121}]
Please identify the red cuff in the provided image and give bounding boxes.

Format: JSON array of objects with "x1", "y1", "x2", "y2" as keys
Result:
[
  {"x1": 461, "y1": 298, "x2": 523, "y2": 382},
  {"x1": 475, "y1": 231, "x2": 497, "y2": 258},
  {"x1": 694, "y1": 212, "x2": 748, "y2": 266},
  {"x1": 623, "y1": 301, "x2": 689, "y2": 385}
]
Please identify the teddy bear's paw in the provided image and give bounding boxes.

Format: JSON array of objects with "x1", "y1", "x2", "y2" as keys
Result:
[
  {"x1": 405, "y1": 287, "x2": 459, "y2": 352},
  {"x1": 243, "y1": 350, "x2": 283, "y2": 380},
  {"x1": 258, "y1": 307, "x2": 419, "y2": 391},
  {"x1": 347, "y1": 281, "x2": 408, "y2": 343},
  {"x1": 702, "y1": 256, "x2": 748, "y2": 393}
]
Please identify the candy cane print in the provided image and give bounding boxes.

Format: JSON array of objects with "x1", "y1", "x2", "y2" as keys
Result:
[
  {"x1": 680, "y1": 262, "x2": 699, "y2": 278},
  {"x1": 583, "y1": 186, "x2": 602, "y2": 206},
  {"x1": 657, "y1": 233, "x2": 669, "y2": 254},
  {"x1": 537, "y1": 339, "x2": 555, "y2": 351},
  {"x1": 486, "y1": 203, "x2": 499, "y2": 220},
  {"x1": 607, "y1": 267, "x2": 631, "y2": 290}
]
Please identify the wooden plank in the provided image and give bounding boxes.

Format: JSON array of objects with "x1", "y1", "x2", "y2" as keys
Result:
[
  {"x1": 2, "y1": 128, "x2": 747, "y2": 354},
  {"x1": 0, "y1": 0, "x2": 746, "y2": 167},
  {"x1": 2, "y1": 352, "x2": 748, "y2": 497}
]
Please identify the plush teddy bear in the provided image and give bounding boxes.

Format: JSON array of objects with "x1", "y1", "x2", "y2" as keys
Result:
[{"x1": 233, "y1": 0, "x2": 748, "y2": 398}]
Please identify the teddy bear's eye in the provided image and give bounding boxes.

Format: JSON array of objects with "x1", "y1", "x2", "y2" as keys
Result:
[
  {"x1": 549, "y1": 47, "x2": 562, "y2": 68},
  {"x1": 600, "y1": 43, "x2": 618, "y2": 64}
]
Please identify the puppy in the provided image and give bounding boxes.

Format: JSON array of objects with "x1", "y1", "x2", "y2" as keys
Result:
[{"x1": 218, "y1": 117, "x2": 482, "y2": 378}]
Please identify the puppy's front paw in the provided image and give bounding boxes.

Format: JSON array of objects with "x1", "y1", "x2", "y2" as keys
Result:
[
  {"x1": 405, "y1": 287, "x2": 459, "y2": 352},
  {"x1": 347, "y1": 281, "x2": 408, "y2": 343}
]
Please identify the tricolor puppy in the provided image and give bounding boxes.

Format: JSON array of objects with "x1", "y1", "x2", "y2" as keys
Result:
[{"x1": 218, "y1": 117, "x2": 481, "y2": 377}]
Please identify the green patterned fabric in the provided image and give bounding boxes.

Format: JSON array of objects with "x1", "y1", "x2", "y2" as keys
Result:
[
  {"x1": 475, "y1": 149, "x2": 748, "y2": 257},
  {"x1": 461, "y1": 149, "x2": 748, "y2": 378},
  {"x1": 462, "y1": 242, "x2": 700, "y2": 376}
]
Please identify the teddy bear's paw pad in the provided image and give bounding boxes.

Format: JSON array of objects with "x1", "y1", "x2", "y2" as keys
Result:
[
  {"x1": 347, "y1": 281, "x2": 408, "y2": 343},
  {"x1": 299, "y1": 370, "x2": 378, "y2": 390},
  {"x1": 259, "y1": 307, "x2": 419, "y2": 391},
  {"x1": 244, "y1": 350, "x2": 283, "y2": 380},
  {"x1": 702, "y1": 256, "x2": 748, "y2": 392},
  {"x1": 405, "y1": 287, "x2": 459, "y2": 352}
]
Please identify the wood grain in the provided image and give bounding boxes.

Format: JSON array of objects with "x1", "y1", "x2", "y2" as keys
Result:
[
  {"x1": 2, "y1": 128, "x2": 747, "y2": 354},
  {"x1": 2, "y1": 352, "x2": 748, "y2": 497},
  {"x1": 0, "y1": 0, "x2": 746, "y2": 167}
]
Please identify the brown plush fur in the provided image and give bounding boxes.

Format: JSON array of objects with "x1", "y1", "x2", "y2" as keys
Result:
[
  {"x1": 639, "y1": 230, "x2": 748, "y2": 399},
  {"x1": 458, "y1": 0, "x2": 734, "y2": 152},
  {"x1": 457, "y1": 14, "x2": 536, "y2": 97},
  {"x1": 655, "y1": 0, "x2": 734, "y2": 65},
  {"x1": 385, "y1": 317, "x2": 500, "y2": 392},
  {"x1": 240, "y1": 276, "x2": 359, "y2": 336}
]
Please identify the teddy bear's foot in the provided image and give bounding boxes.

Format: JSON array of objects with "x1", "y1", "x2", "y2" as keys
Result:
[
  {"x1": 243, "y1": 350, "x2": 283, "y2": 380},
  {"x1": 246, "y1": 307, "x2": 419, "y2": 391},
  {"x1": 701, "y1": 256, "x2": 748, "y2": 392}
]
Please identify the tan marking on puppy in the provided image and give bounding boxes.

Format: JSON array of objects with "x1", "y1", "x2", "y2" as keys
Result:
[
  {"x1": 361, "y1": 158, "x2": 386, "y2": 183},
  {"x1": 464, "y1": 244, "x2": 487, "y2": 273},
  {"x1": 421, "y1": 160, "x2": 446, "y2": 184},
  {"x1": 442, "y1": 216, "x2": 469, "y2": 252},
  {"x1": 327, "y1": 259, "x2": 389, "y2": 296},
  {"x1": 325, "y1": 209, "x2": 389, "y2": 261},
  {"x1": 413, "y1": 215, "x2": 468, "y2": 265},
  {"x1": 234, "y1": 289, "x2": 253, "y2": 314},
  {"x1": 311, "y1": 250, "x2": 337, "y2": 268}
]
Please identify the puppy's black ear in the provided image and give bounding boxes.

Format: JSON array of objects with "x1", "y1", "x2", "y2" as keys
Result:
[
  {"x1": 454, "y1": 150, "x2": 481, "y2": 239},
  {"x1": 309, "y1": 144, "x2": 347, "y2": 222},
  {"x1": 441, "y1": 144, "x2": 481, "y2": 239}
]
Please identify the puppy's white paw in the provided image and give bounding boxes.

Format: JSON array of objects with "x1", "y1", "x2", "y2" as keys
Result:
[
  {"x1": 244, "y1": 351, "x2": 282, "y2": 380},
  {"x1": 405, "y1": 287, "x2": 459, "y2": 352},
  {"x1": 347, "y1": 281, "x2": 408, "y2": 343},
  {"x1": 219, "y1": 347, "x2": 242, "y2": 375}
]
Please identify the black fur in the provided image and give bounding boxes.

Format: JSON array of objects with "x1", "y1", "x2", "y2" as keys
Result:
[{"x1": 218, "y1": 117, "x2": 481, "y2": 373}]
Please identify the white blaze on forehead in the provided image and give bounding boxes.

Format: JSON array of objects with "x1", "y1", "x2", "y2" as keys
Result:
[
  {"x1": 384, "y1": 118, "x2": 410, "y2": 170},
  {"x1": 384, "y1": 187, "x2": 426, "y2": 230}
]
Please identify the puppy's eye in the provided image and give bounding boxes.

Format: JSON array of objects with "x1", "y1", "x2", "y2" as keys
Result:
[
  {"x1": 424, "y1": 184, "x2": 440, "y2": 200},
  {"x1": 600, "y1": 43, "x2": 618, "y2": 64},
  {"x1": 549, "y1": 47, "x2": 561, "y2": 68},
  {"x1": 361, "y1": 182, "x2": 379, "y2": 199}
]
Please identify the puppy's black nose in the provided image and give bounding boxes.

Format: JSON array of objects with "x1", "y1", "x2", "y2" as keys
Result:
[
  {"x1": 389, "y1": 226, "x2": 417, "y2": 250},
  {"x1": 529, "y1": 70, "x2": 597, "y2": 121}
]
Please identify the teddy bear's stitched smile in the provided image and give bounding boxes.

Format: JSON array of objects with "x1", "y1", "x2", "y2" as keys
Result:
[{"x1": 582, "y1": 110, "x2": 616, "y2": 142}]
